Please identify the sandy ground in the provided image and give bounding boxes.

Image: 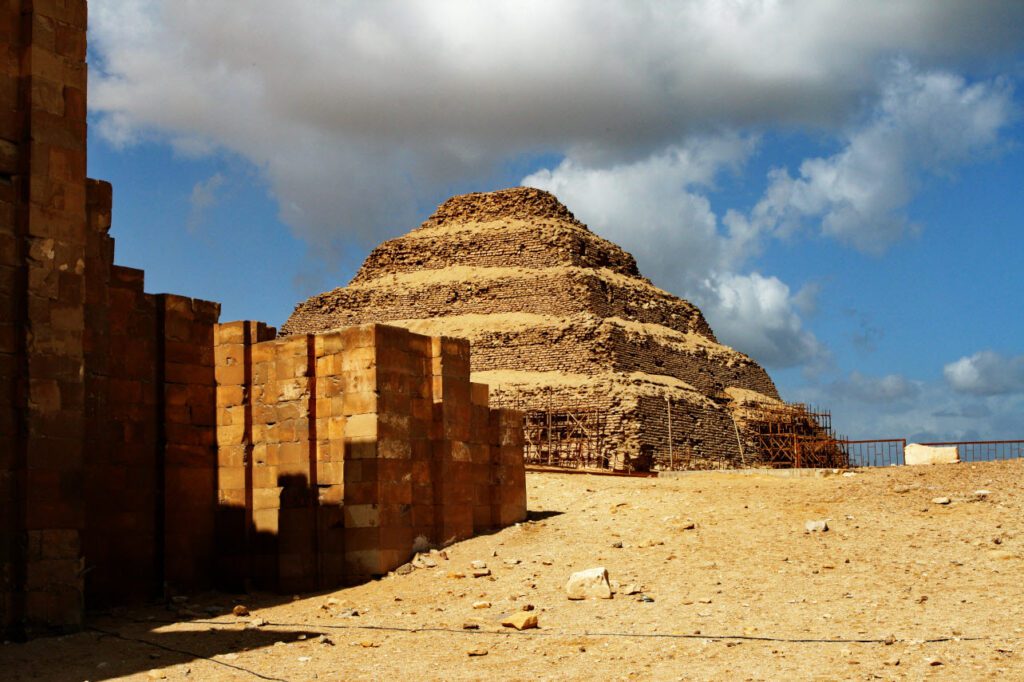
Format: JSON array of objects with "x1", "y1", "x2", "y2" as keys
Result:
[{"x1": 4, "y1": 460, "x2": 1024, "y2": 681}]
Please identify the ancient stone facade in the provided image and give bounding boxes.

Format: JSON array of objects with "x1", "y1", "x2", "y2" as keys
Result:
[
  {"x1": 1, "y1": 0, "x2": 525, "y2": 638},
  {"x1": 284, "y1": 188, "x2": 784, "y2": 469},
  {"x1": 213, "y1": 321, "x2": 525, "y2": 593}
]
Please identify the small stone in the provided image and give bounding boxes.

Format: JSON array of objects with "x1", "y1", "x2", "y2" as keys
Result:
[
  {"x1": 989, "y1": 550, "x2": 1016, "y2": 560},
  {"x1": 395, "y1": 563, "x2": 415, "y2": 575},
  {"x1": 611, "y1": 541, "x2": 623, "y2": 549},
  {"x1": 893, "y1": 485, "x2": 912, "y2": 493},
  {"x1": 472, "y1": 568, "x2": 492, "y2": 578},
  {"x1": 448, "y1": 572, "x2": 466, "y2": 579},
  {"x1": 473, "y1": 601, "x2": 491, "y2": 609},
  {"x1": 147, "y1": 671, "x2": 167, "y2": 680},
  {"x1": 247, "y1": 617, "x2": 267, "y2": 628},
  {"x1": 804, "y1": 520, "x2": 828, "y2": 533},
  {"x1": 638, "y1": 595, "x2": 655, "y2": 603},
  {"x1": 467, "y1": 648, "x2": 488, "y2": 656},
  {"x1": 620, "y1": 583, "x2": 641, "y2": 595},
  {"x1": 928, "y1": 658, "x2": 943, "y2": 666},
  {"x1": 337, "y1": 608, "x2": 360, "y2": 618},
  {"x1": 413, "y1": 554, "x2": 438, "y2": 569},
  {"x1": 521, "y1": 604, "x2": 535, "y2": 611},
  {"x1": 360, "y1": 641, "x2": 380, "y2": 648},
  {"x1": 297, "y1": 656, "x2": 311, "y2": 663},
  {"x1": 974, "y1": 489, "x2": 992, "y2": 497},
  {"x1": 932, "y1": 497, "x2": 951, "y2": 505},
  {"x1": 462, "y1": 622, "x2": 480, "y2": 630},
  {"x1": 679, "y1": 522, "x2": 696, "y2": 530},
  {"x1": 319, "y1": 636, "x2": 335, "y2": 646},
  {"x1": 566, "y1": 567, "x2": 613, "y2": 600},
  {"x1": 502, "y1": 612, "x2": 538, "y2": 630},
  {"x1": 232, "y1": 604, "x2": 249, "y2": 617},
  {"x1": 471, "y1": 560, "x2": 488, "y2": 570},
  {"x1": 504, "y1": 558, "x2": 521, "y2": 565}
]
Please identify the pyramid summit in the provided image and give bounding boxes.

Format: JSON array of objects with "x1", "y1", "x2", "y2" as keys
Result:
[{"x1": 284, "y1": 187, "x2": 783, "y2": 468}]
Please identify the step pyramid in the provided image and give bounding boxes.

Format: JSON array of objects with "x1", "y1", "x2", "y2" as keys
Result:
[{"x1": 283, "y1": 187, "x2": 783, "y2": 468}]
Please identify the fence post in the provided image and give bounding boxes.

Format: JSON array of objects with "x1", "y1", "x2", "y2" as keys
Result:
[{"x1": 666, "y1": 396, "x2": 674, "y2": 470}]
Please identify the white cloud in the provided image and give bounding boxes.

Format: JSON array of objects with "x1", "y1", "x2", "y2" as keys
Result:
[
  {"x1": 694, "y1": 273, "x2": 828, "y2": 370},
  {"x1": 87, "y1": 1, "x2": 1024, "y2": 247},
  {"x1": 944, "y1": 350, "x2": 1024, "y2": 396},
  {"x1": 735, "y1": 62, "x2": 1014, "y2": 253}
]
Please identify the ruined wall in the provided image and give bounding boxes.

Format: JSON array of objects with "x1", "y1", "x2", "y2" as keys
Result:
[
  {"x1": 1, "y1": 0, "x2": 221, "y2": 637},
  {"x1": 2, "y1": 0, "x2": 92, "y2": 635},
  {"x1": 215, "y1": 323, "x2": 525, "y2": 592},
  {"x1": 1, "y1": 1, "x2": 526, "y2": 637}
]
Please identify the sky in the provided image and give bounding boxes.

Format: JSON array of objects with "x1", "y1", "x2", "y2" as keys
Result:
[{"x1": 84, "y1": 1, "x2": 1024, "y2": 442}]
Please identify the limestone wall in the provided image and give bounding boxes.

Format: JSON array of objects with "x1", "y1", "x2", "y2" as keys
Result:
[{"x1": 214, "y1": 323, "x2": 526, "y2": 591}]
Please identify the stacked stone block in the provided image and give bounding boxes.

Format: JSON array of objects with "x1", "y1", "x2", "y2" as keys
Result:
[
  {"x1": 214, "y1": 323, "x2": 527, "y2": 590},
  {"x1": 1, "y1": 0, "x2": 526, "y2": 637},
  {"x1": 2, "y1": 0, "x2": 90, "y2": 635}
]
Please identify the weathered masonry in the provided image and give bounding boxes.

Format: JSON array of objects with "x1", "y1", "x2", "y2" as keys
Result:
[
  {"x1": 213, "y1": 321, "x2": 526, "y2": 594},
  {"x1": 284, "y1": 188, "x2": 788, "y2": 470},
  {"x1": 0, "y1": 0, "x2": 525, "y2": 638}
]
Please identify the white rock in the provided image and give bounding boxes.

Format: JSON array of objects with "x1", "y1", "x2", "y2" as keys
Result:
[
  {"x1": 805, "y1": 520, "x2": 829, "y2": 533},
  {"x1": 932, "y1": 497, "x2": 951, "y2": 505},
  {"x1": 905, "y1": 444, "x2": 959, "y2": 466},
  {"x1": 566, "y1": 567, "x2": 613, "y2": 600}
]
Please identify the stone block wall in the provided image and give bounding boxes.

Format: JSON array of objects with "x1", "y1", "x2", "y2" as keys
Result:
[
  {"x1": 1, "y1": 0, "x2": 528, "y2": 638},
  {"x1": 214, "y1": 322, "x2": 526, "y2": 592}
]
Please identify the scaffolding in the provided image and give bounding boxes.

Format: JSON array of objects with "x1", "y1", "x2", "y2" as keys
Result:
[
  {"x1": 521, "y1": 407, "x2": 610, "y2": 469},
  {"x1": 744, "y1": 402, "x2": 849, "y2": 469}
]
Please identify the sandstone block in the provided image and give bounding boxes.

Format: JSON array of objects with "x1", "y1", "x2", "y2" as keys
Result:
[{"x1": 566, "y1": 567, "x2": 612, "y2": 600}]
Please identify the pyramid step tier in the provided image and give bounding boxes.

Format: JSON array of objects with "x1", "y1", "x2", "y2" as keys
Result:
[
  {"x1": 352, "y1": 219, "x2": 641, "y2": 284},
  {"x1": 283, "y1": 267, "x2": 716, "y2": 341}
]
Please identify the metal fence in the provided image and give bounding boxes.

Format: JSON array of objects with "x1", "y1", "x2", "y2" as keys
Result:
[
  {"x1": 919, "y1": 440, "x2": 1024, "y2": 463},
  {"x1": 840, "y1": 439, "x2": 907, "y2": 467},
  {"x1": 839, "y1": 439, "x2": 1024, "y2": 467}
]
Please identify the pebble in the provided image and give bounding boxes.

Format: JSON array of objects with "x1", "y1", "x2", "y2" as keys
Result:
[
  {"x1": 471, "y1": 568, "x2": 492, "y2": 578},
  {"x1": 471, "y1": 560, "x2": 488, "y2": 570},
  {"x1": 611, "y1": 541, "x2": 623, "y2": 548},
  {"x1": 804, "y1": 520, "x2": 829, "y2": 533},
  {"x1": 501, "y1": 612, "x2": 539, "y2": 630},
  {"x1": 337, "y1": 608, "x2": 360, "y2": 618},
  {"x1": 463, "y1": 622, "x2": 480, "y2": 630},
  {"x1": 467, "y1": 649, "x2": 489, "y2": 656},
  {"x1": 231, "y1": 604, "x2": 249, "y2": 617},
  {"x1": 297, "y1": 656, "x2": 311, "y2": 663},
  {"x1": 473, "y1": 601, "x2": 491, "y2": 609},
  {"x1": 932, "y1": 497, "x2": 951, "y2": 505},
  {"x1": 395, "y1": 563, "x2": 415, "y2": 575}
]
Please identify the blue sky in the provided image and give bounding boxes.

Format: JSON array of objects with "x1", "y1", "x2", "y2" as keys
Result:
[{"x1": 85, "y1": 1, "x2": 1024, "y2": 441}]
